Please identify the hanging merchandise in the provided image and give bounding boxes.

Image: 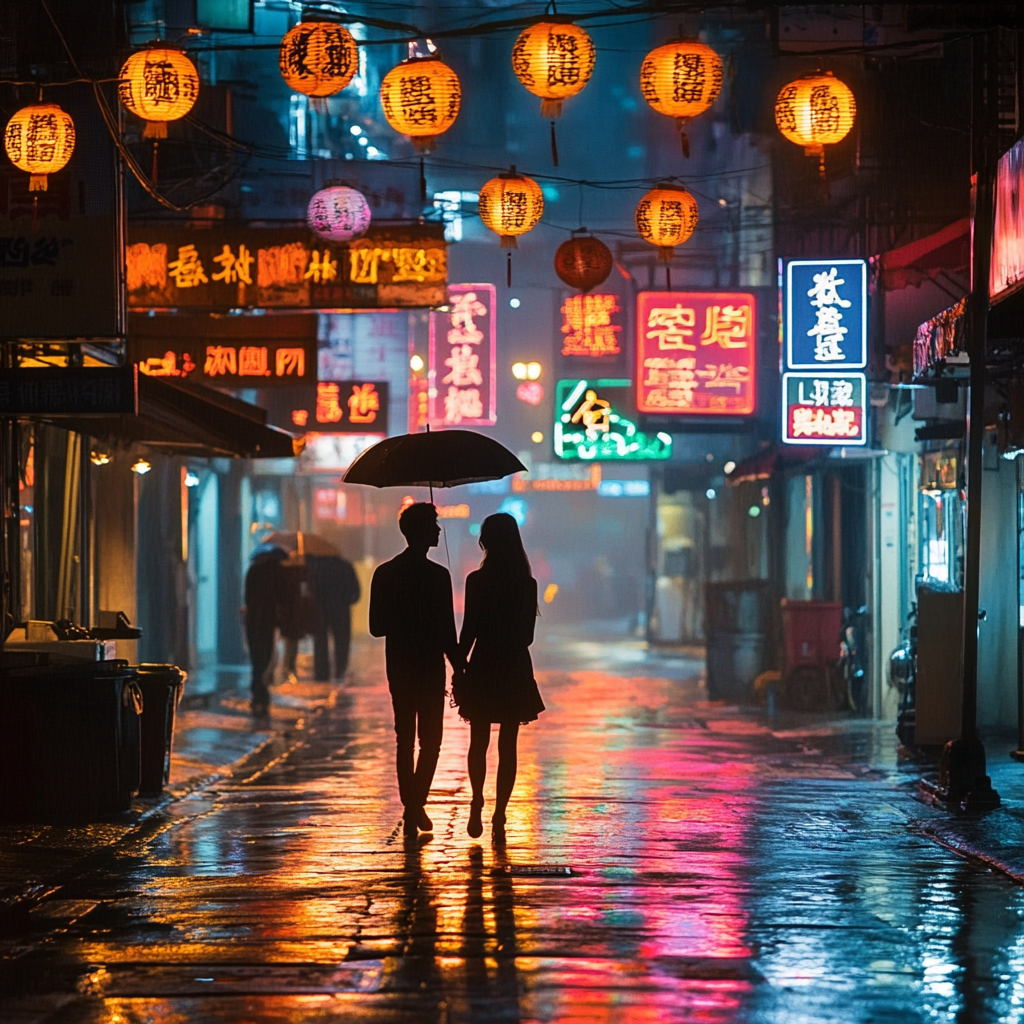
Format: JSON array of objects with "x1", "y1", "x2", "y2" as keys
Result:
[
  {"x1": 478, "y1": 168, "x2": 544, "y2": 286},
  {"x1": 379, "y1": 54, "x2": 461, "y2": 151},
  {"x1": 511, "y1": 19, "x2": 596, "y2": 166},
  {"x1": 279, "y1": 17, "x2": 359, "y2": 103},
  {"x1": 554, "y1": 231, "x2": 613, "y2": 292},
  {"x1": 118, "y1": 47, "x2": 201, "y2": 138},
  {"x1": 639, "y1": 40, "x2": 723, "y2": 158},
  {"x1": 307, "y1": 185, "x2": 372, "y2": 242},
  {"x1": 774, "y1": 71, "x2": 856, "y2": 173},
  {"x1": 4, "y1": 103, "x2": 75, "y2": 191}
]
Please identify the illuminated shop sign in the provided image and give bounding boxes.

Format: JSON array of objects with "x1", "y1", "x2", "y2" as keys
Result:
[
  {"x1": 992, "y1": 136, "x2": 1024, "y2": 301},
  {"x1": 126, "y1": 223, "x2": 447, "y2": 310},
  {"x1": 636, "y1": 291, "x2": 756, "y2": 417},
  {"x1": 428, "y1": 283, "x2": 496, "y2": 426},
  {"x1": 782, "y1": 371, "x2": 867, "y2": 446},
  {"x1": 302, "y1": 432, "x2": 383, "y2": 471},
  {"x1": 136, "y1": 337, "x2": 315, "y2": 386},
  {"x1": 293, "y1": 380, "x2": 389, "y2": 433},
  {"x1": 598, "y1": 479, "x2": 651, "y2": 497},
  {"x1": 554, "y1": 379, "x2": 671, "y2": 461},
  {"x1": 784, "y1": 259, "x2": 866, "y2": 369},
  {"x1": 560, "y1": 293, "x2": 622, "y2": 357},
  {"x1": 512, "y1": 463, "x2": 601, "y2": 492},
  {"x1": 314, "y1": 487, "x2": 364, "y2": 525}
]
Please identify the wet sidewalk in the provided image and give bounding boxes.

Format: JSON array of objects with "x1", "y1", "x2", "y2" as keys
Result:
[{"x1": 3, "y1": 636, "x2": 1024, "y2": 1023}]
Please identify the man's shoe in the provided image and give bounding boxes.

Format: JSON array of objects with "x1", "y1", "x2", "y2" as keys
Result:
[
  {"x1": 417, "y1": 807, "x2": 433, "y2": 832},
  {"x1": 402, "y1": 815, "x2": 418, "y2": 837}
]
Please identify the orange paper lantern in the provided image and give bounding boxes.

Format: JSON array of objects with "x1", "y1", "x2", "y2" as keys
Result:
[
  {"x1": 279, "y1": 20, "x2": 359, "y2": 99},
  {"x1": 119, "y1": 48, "x2": 200, "y2": 138},
  {"x1": 554, "y1": 233, "x2": 613, "y2": 292},
  {"x1": 478, "y1": 169, "x2": 545, "y2": 249},
  {"x1": 639, "y1": 40, "x2": 722, "y2": 156},
  {"x1": 380, "y1": 56, "x2": 461, "y2": 152},
  {"x1": 775, "y1": 71, "x2": 856, "y2": 163},
  {"x1": 511, "y1": 20, "x2": 596, "y2": 118},
  {"x1": 4, "y1": 103, "x2": 75, "y2": 191},
  {"x1": 635, "y1": 184, "x2": 699, "y2": 260}
]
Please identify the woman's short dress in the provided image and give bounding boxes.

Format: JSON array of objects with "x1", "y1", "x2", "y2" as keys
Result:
[{"x1": 457, "y1": 570, "x2": 545, "y2": 725}]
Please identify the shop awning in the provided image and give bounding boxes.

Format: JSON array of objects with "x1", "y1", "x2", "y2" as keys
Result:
[
  {"x1": 725, "y1": 445, "x2": 823, "y2": 485},
  {"x1": 880, "y1": 218, "x2": 970, "y2": 291},
  {"x1": 56, "y1": 375, "x2": 302, "y2": 459}
]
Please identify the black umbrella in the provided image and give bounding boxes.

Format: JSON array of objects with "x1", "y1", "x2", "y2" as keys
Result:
[{"x1": 343, "y1": 429, "x2": 526, "y2": 494}]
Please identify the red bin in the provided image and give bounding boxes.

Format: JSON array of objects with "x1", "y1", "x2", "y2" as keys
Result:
[{"x1": 781, "y1": 600, "x2": 843, "y2": 671}]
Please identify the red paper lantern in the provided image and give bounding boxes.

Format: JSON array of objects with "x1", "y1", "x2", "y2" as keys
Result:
[{"x1": 554, "y1": 233, "x2": 613, "y2": 292}]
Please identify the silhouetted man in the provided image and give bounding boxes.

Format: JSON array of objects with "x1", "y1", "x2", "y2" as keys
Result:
[
  {"x1": 369, "y1": 503, "x2": 460, "y2": 836},
  {"x1": 309, "y1": 553, "x2": 361, "y2": 681},
  {"x1": 243, "y1": 544, "x2": 287, "y2": 716}
]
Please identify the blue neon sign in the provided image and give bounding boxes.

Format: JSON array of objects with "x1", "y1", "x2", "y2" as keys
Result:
[{"x1": 784, "y1": 259, "x2": 867, "y2": 370}]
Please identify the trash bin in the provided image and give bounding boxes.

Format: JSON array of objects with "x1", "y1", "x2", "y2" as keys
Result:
[
  {"x1": 780, "y1": 600, "x2": 843, "y2": 670},
  {"x1": 0, "y1": 660, "x2": 142, "y2": 821},
  {"x1": 136, "y1": 664, "x2": 186, "y2": 796},
  {"x1": 704, "y1": 581, "x2": 772, "y2": 702}
]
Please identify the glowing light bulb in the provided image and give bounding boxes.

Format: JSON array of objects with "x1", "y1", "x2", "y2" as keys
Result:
[
  {"x1": 131, "y1": 458, "x2": 152, "y2": 475},
  {"x1": 512, "y1": 362, "x2": 528, "y2": 380},
  {"x1": 410, "y1": 353, "x2": 425, "y2": 373},
  {"x1": 531, "y1": 431, "x2": 544, "y2": 443},
  {"x1": 526, "y1": 361, "x2": 542, "y2": 380}
]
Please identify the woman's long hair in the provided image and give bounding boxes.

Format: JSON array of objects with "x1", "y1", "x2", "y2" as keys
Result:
[{"x1": 478, "y1": 512, "x2": 532, "y2": 581}]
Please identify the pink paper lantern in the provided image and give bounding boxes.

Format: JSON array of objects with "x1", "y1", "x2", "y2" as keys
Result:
[{"x1": 307, "y1": 185, "x2": 371, "y2": 242}]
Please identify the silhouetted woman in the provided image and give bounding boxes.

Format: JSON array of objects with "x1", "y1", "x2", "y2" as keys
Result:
[{"x1": 455, "y1": 512, "x2": 544, "y2": 839}]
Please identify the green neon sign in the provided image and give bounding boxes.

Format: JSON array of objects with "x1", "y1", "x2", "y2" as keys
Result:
[{"x1": 554, "y1": 378, "x2": 672, "y2": 461}]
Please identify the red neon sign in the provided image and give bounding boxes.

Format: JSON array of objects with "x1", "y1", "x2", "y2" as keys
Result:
[{"x1": 636, "y1": 291, "x2": 757, "y2": 416}]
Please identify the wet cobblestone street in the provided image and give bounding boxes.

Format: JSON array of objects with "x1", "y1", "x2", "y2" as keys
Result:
[{"x1": 3, "y1": 636, "x2": 1024, "y2": 1023}]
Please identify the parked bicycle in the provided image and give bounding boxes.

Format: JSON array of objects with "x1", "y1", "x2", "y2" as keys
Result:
[{"x1": 838, "y1": 605, "x2": 869, "y2": 713}]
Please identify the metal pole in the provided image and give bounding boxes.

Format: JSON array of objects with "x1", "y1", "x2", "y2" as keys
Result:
[
  {"x1": 939, "y1": 30, "x2": 1000, "y2": 810},
  {"x1": 1013, "y1": 454, "x2": 1024, "y2": 761}
]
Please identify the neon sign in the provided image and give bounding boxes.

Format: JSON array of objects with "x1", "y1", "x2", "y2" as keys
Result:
[
  {"x1": 560, "y1": 293, "x2": 622, "y2": 357},
  {"x1": 784, "y1": 259, "x2": 866, "y2": 369},
  {"x1": 636, "y1": 291, "x2": 756, "y2": 416},
  {"x1": 782, "y1": 371, "x2": 867, "y2": 446},
  {"x1": 428, "y1": 283, "x2": 497, "y2": 426},
  {"x1": 554, "y1": 379, "x2": 671, "y2": 461},
  {"x1": 290, "y1": 380, "x2": 389, "y2": 434}
]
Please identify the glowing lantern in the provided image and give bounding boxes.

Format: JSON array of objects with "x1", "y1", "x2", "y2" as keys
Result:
[
  {"x1": 478, "y1": 169, "x2": 544, "y2": 249},
  {"x1": 774, "y1": 71, "x2": 856, "y2": 168},
  {"x1": 635, "y1": 184, "x2": 699, "y2": 260},
  {"x1": 639, "y1": 40, "x2": 722, "y2": 157},
  {"x1": 119, "y1": 48, "x2": 200, "y2": 138},
  {"x1": 5, "y1": 103, "x2": 75, "y2": 194},
  {"x1": 554, "y1": 232, "x2": 613, "y2": 292},
  {"x1": 279, "y1": 19, "x2": 359, "y2": 100},
  {"x1": 512, "y1": 20, "x2": 595, "y2": 119},
  {"x1": 307, "y1": 185, "x2": 371, "y2": 242},
  {"x1": 379, "y1": 55, "x2": 461, "y2": 151}
]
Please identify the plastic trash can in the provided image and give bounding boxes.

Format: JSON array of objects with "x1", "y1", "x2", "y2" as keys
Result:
[
  {"x1": 0, "y1": 660, "x2": 142, "y2": 821},
  {"x1": 136, "y1": 664, "x2": 186, "y2": 796}
]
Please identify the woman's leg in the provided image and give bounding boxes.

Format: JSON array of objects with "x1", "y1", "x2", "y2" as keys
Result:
[
  {"x1": 494, "y1": 722, "x2": 520, "y2": 822},
  {"x1": 468, "y1": 719, "x2": 491, "y2": 806}
]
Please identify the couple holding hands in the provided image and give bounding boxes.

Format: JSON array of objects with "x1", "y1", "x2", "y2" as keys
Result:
[{"x1": 369, "y1": 503, "x2": 545, "y2": 840}]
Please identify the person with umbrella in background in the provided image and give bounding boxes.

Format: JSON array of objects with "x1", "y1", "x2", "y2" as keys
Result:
[
  {"x1": 243, "y1": 542, "x2": 287, "y2": 716},
  {"x1": 369, "y1": 503, "x2": 462, "y2": 837},
  {"x1": 308, "y1": 552, "x2": 361, "y2": 681}
]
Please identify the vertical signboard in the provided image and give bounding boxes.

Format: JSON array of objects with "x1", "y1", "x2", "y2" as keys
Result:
[
  {"x1": 560, "y1": 293, "x2": 623, "y2": 357},
  {"x1": 782, "y1": 259, "x2": 867, "y2": 445},
  {"x1": 992, "y1": 136, "x2": 1024, "y2": 302},
  {"x1": 636, "y1": 291, "x2": 757, "y2": 416},
  {"x1": 429, "y1": 283, "x2": 497, "y2": 426}
]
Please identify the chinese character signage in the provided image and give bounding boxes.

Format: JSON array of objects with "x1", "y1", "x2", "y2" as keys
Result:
[
  {"x1": 554, "y1": 379, "x2": 671, "y2": 461},
  {"x1": 130, "y1": 312, "x2": 317, "y2": 389},
  {"x1": 636, "y1": 291, "x2": 756, "y2": 416},
  {"x1": 0, "y1": 366, "x2": 136, "y2": 416},
  {"x1": 429, "y1": 283, "x2": 496, "y2": 426},
  {"x1": 306, "y1": 380, "x2": 389, "y2": 433},
  {"x1": 561, "y1": 293, "x2": 623, "y2": 357},
  {"x1": 782, "y1": 372, "x2": 867, "y2": 446},
  {"x1": 127, "y1": 223, "x2": 447, "y2": 310},
  {"x1": 784, "y1": 259, "x2": 866, "y2": 369}
]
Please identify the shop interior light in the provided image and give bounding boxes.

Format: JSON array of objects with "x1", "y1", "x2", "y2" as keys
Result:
[
  {"x1": 512, "y1": 362, "x2": 528, "y2": 380},
  {"x1": 526, "y1": 361, "x2": 542, "y2": 380},
  {"x1": 131, "y1": 458, "x2": 152, "y2": 475},
  {"x1": 723, "y1": 460, "x2": 736, "y2": 475},
  {"x1": 90, "y1": 450, "x2": 111, "y2": 466},
  {"x1": 410, "y1": 353, "x2": 425, "y2": 373},
  {"x1": 184, "y1": 471, "x2": 200, "y2": 488}
]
